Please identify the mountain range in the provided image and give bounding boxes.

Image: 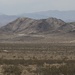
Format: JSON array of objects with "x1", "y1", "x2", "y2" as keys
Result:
[
  {"x1": 0, "y1": 10, "x2": 75, "y2": 43},
  {"x1": 1, "y1": 17, "x2": 75, "y2": 34},
  {"x1": 1, "y1": 10, "x2": 75, "y2": 27},
  {"x1": 0, "y1": 17, "x2": 65, "y2": 34},
  {"x1": 20, "y1": 10, "x2": 75, "y2": 22}
]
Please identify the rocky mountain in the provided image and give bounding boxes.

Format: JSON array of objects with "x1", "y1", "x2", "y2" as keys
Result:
[
  {"x1": 0, "y1": 17, "x2": 66, "y2": 34},
  {"x1": 1, "y1": 17, "x2": 75, "y2": 34}
]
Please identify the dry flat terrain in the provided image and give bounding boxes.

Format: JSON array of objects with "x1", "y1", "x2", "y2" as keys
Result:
[
  {"x1": 0, "y1": 43, "x2": 74, "y2": 75},
  {"x1": 0, "y1": 43, "x2": 75, "y2": 60}
]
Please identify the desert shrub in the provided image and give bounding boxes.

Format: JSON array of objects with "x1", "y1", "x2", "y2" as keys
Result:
[
  {"x1": 2, "y1": 65, "x2": 22, "y2": 75},
  {"x1": 59, "y1": 63, "x2": 75, "y2": 75},
  {"x1": 36, "y1": 66, "x2": 60, "y2": 75},
  {"x1": 35, "y1": 63, "x2": 75, "y2": 75}
]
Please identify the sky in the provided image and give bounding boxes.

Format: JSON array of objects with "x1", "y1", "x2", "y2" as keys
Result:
[{"x1": 0, "y1": 0, "x2": 75, "y2": 15}]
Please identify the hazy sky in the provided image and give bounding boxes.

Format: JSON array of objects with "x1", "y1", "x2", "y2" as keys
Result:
[{"x1": 0, "y1": 0, "x2": 75, "y2": 15}]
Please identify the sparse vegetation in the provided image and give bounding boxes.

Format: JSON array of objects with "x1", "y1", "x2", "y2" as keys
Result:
[
  {"x1": 2, "y1": 65, "x2": 22, "y2": 75},
  {"x1": 0, "y1": 43, "x2": 74, "y2": 75}
]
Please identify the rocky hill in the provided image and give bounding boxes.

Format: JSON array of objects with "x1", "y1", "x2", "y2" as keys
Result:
[{"x1": 0, "y1": 17, "x2": 66, "y2": 34}]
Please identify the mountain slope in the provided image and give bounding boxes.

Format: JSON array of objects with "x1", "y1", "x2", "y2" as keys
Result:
[{"x1": 58, "y1": 22, "x2": 75, "y2": 33}]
